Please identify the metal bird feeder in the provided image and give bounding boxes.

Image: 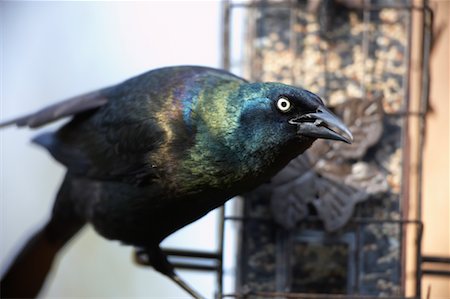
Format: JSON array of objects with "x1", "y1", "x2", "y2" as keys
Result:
[
  {"x1": 219, "y1": 0, "x2": 434, "y2": 298},
  {"x1": 134, "y1": 1, "x2": 439, "y2": 298}
]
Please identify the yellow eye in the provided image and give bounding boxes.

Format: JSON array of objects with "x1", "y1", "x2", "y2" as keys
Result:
[{"x1": 276, "y1": 97, "x2": 291, "y2": 112}]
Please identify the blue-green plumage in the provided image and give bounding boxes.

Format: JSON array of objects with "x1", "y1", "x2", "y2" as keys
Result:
[{"x1": 0, "y1": 66, "x2": 352, "y2": 298}]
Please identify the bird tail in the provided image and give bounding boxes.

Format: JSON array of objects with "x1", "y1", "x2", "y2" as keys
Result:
[
  {"x1": 1, "y1": 174, "x2": 86, "y2": 298},
  {"x1": 0, "y1": 89, "x2": 109, "y2": 129}
]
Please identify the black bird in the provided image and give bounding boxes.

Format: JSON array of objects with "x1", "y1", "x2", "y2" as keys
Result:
[{"x1": 0, "y1": 66, "x2": 352, "y2": 298}]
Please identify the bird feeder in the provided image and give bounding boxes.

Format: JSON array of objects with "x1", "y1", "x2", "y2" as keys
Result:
[{"x1": 220, "y1": 0, "x2": 432, "y2": 298}]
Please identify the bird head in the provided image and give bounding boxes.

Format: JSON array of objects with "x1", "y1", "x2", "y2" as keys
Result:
[{"x1": 233, "y1": 82, "x2": 353, "y2": 157}]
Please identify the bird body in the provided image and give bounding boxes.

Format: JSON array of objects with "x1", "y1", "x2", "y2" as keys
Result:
[
  {"x1": 32, "y1": 66, "x2": 322, "y2": 246},
  {"x1": 1, "y1": 66, "x2": 352, "y2": 298}
]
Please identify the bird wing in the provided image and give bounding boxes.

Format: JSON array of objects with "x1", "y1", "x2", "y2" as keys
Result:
[
  {"x1": 32, "y1": 91, "x2": 166, "y2": 185},
  {"x1": 0, "y1": 89, "x2": 110, "y2": 129},
  {"x1": 2, "y1": 66, "x2": 242, "y2": 185},
  {"x1": 0, "y1": 77, "x2": 163, "y2": 184}
]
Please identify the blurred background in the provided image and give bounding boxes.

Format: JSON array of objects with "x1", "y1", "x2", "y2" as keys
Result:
[{"x1": 1, "y1": 0, "x2": 448, "y2": 298}]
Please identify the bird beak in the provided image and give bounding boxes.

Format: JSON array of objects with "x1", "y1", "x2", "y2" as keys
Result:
[{"x1": 289, "y1": 106, "x2": 353, "y2": 144}]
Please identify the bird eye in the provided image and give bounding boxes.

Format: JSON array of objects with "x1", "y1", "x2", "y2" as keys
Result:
[{"x1": 276, "y1": 97, "x2": 291, "y2": 112}]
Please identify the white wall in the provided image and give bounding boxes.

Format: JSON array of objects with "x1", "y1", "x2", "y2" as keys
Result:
[{"x1": 0, "y1": 1, "x2": 227, "y2": 297}]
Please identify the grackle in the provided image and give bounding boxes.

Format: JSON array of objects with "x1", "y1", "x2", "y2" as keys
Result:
[{"x1": 0, "y1": 66, "x2": 352, "y2": 298}]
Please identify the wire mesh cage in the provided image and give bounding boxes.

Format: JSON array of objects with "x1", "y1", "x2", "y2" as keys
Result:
[{"x1": 221, "y1": 0, "x2": 432, "y2": 298}]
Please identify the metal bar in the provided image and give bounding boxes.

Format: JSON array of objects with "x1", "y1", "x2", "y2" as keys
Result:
[
  {"x1": 222, "y1": 0, "x2": 231, "y2": 70},
  {"x1": 400, "y1": 2, "x2": 414, "y2": 294},
  {"x1": 254, "y1": 0, "x2": 264, "y2": 81},
  {"x1": 245, "y1": 0, "x2": 256, "y2": 80},
  {"x1": 135, "y1": 249, "x2": 220, "y2": 272},
  {"x1": 220, "y1": 3, "x2": 232, "y2": 295},
  {"x1": 289, "y1": 0, "x2": 297, "y2": 86},
  {"x1": 224, "y1": 215, "x2": 273, "y2": 223},
  {"x1": 422, "y1": 269, "x2": 450, "y2": 277},
  {"x1": 415, "y1": 3, "x2": 432, "y2": 297},
  {"x1": 422, "y1": 256, "x2": 450, "y2": 264},
  {"x1": 162, "y1": 248, "x2": 221, "y2": 260},
  {"x1": 415, "y1": 216, "x2": 424, "y2": 298},
  {"x1": 417, "y1": 1, "x2": 433, "y2": 222},
  {"x1": 217, "y1": 206, "x2": 226, "y2": 299}
]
